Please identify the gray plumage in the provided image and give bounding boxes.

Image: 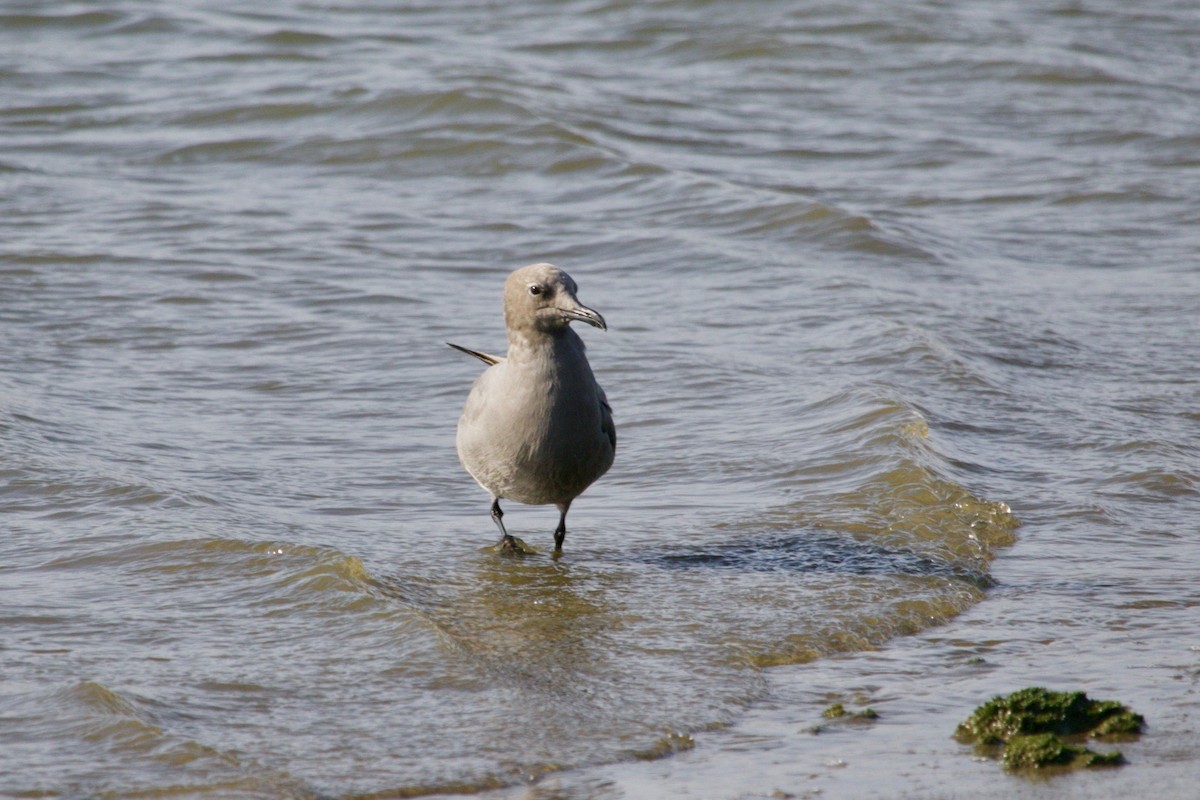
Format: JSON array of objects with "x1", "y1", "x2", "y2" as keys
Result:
[{"x1": 450, "y1": 263, "x2": 615, "y2": 554}]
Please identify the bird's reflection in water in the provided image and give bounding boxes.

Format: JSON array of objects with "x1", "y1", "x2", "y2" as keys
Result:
[{"x1": 425, "y1": 553, "x2": 618, "y2": 698}]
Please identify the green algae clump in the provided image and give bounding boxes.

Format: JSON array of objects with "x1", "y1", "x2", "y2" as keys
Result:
[
  {"x1": 813, "y1": 703, "x2": 879, "y2": 733},
  {"x1": 956, "y1": 687, "x2": 1143, "y2": 772},
  {"x1": 1092, "y1": 709, "x2": 1145, "y2": 738},
  {"x1": 821, "y1": 702, "x2": 879, "y2": 720},
  {"x1": 822, "y1": 703, "x2": 847, "y2": 719},
  {"x1": 630, "y1": 730, "x2": 695, "y2": 761},
  {"x1": 1002, "y1": 732, "x2": 1123, "y2": 770}
]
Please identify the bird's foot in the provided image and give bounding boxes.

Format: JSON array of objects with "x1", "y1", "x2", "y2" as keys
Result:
[{"x1": 485, "y1": 534, "x2": 538, "y2": 556}]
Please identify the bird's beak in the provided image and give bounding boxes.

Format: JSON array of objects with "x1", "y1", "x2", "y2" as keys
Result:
[{"x1": 561, "y1": 303, "x2": 607, "y2": 331}]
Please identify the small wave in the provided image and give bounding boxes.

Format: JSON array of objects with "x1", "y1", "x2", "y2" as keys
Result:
[
  {"x1": 745, "y1": 583, "x2": 987, "y2": 669},
  {"x1": 122, "y1": 536, "x2": 372, "y2": 591},
  {"x1": 184, "y1": 269, "x2": 255, "y2": 283},
  {"x1": 4, "y1": 680, "x2": 316, "y2": 796},
  {"x1": 172, "y1": 101, "x2": 331, "y2": 127},
  {"x1": 1, "y1": 469, "x2": 213, "y2": 516},
  {"x1": 155, "y1": 137, "x2": 281, "y2": 164},
  {"x1": 104, "y1": 14, "x2": 187, "y2": 36},
  {"x1": 620, "y1": 177, "x2": 942, "y2": 261},
  {"x1": 1100, "y1": 468, "x2": 1198, "y2": 500},
  {"x1": 190, "y1": 50, "x2": 323, "y2": 65},
  {"x1": 0, "y1": 11, "x2": 121, "y2": 29},
  {"x1": 777, "y1": 392, "x2": 1019, "y2": 569},
  {"x1": 351, "y1": 86, "x2": 543, "y2": 127},
  {"x1": 661, "y1": 387, "x2": 1021, "y2": 670},
  {"x1": 1050, "y1": 188, "x2": 1179, "y2": 206},
  {"x1": 2, "y1": 393, "x2": 218, "y2": 515},
  {"x1": 252, "y1": 30, "x2": 343, "y2": 47}
]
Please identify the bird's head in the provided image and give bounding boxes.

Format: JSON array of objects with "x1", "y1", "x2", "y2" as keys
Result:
[{"x1": 503, "y1": 263, "x2": 607, "y2": 335}]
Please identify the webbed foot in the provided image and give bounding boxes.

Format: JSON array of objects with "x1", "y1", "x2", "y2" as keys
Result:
[{"x1": 484, "y1": 534, "x2": 538, "y2": 556}]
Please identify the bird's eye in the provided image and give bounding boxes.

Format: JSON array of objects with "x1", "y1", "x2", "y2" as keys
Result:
[{"x1": 528, "y1": 284, "x2": 543, "y2": 296}]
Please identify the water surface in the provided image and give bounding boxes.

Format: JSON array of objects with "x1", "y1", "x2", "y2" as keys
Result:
[{"x1": 2, "y1": 1, "x2": 1198, "y2": 798}]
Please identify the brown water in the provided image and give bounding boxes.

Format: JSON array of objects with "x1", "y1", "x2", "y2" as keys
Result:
[{"x1": 2, "y1": 2, "x2": 1198, "y2": 798}]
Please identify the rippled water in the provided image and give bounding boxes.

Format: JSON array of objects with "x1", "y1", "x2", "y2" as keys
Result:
[{"x1": 3, "y1": 2, "x2": 1198, "y2": 798}]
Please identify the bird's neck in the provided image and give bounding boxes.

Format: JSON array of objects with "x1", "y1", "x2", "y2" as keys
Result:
[{"x1": 506, "y1": 326, "x2": 585, "y2": 363}]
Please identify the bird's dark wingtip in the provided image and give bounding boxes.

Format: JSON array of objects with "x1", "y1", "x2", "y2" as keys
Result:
[{"x1": 447, "y1": 342, "x2": 503, "y2": 366}]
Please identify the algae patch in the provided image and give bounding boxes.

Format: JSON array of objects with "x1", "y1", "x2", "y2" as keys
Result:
[
  {"x1": 807, "y1": 702, "x2": 880, "y2": 734},
  {"x1": 821, "y1": 703, "x2": 879, "y2": 721},
  {"x1": 1001, "y1": 732, "x2": 1123, "y2": 770},
  {"x1": 630, "y1": 730, "x2": 696, "y2": 761},
  {"x1": 956, "y1": 687, "x2": 1143, "y2": 772}
]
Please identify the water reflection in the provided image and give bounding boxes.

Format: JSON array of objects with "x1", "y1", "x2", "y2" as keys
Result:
[
  {"x1": 374, "y1": 553, "x2": 619, "y2": 706},
  {"x1": 445, "y1": 555, "x2": 615, "y2": 689}
]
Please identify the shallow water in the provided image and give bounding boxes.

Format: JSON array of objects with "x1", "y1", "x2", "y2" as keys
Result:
[{"x1": 2, "y1": 1, "x2": 1198, "y2": 798}]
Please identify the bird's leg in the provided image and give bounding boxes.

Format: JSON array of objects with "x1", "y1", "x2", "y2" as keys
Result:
[
  {"x1": 553, "y1": 502, "x2": 571, "y2": 553},
  {"x1": 491, "y1": 498, "x2": 517, "y2": 549}
]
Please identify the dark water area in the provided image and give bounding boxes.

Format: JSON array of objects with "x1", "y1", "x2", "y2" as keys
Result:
[{"x1": 2, "y1": 2, "x2": 1198, "y2": 798}]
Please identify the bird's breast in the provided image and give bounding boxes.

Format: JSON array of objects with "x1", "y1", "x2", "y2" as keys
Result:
[{"x1": 456, "y1": 354, "x2": 613, "y2": 505}]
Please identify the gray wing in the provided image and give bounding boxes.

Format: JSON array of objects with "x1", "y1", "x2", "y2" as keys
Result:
[
  {"x1": 447, "y1": 342, "x2": 504, "y2": 366},
  {"x1": 598, "y1": 384, "x2": 616, "y2": 451}
]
